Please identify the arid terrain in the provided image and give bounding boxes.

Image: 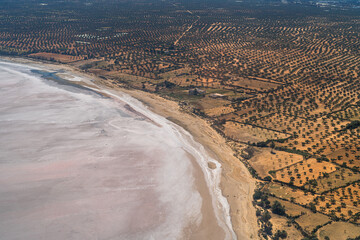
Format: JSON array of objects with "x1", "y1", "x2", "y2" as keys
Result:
[{"x1": 1, "y1": 0, "x2": 360, "y2": 239}]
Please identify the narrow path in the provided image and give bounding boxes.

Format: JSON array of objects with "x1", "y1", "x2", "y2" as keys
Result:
[{"x1": 173, "y1": 6, "x2": 200, "y2": 46}]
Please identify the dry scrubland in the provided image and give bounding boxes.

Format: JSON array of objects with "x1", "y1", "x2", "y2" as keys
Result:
[{"x1": 1, "y1": 0, "x2": 360, "y2": 239}]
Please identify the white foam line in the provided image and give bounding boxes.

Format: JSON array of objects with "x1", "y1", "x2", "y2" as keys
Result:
[{"x1": 94, "y1": 88, "x2": 237, "y2": 240}]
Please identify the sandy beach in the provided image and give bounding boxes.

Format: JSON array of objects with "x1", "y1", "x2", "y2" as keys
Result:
[
  {"x1": 0, "y1": 56, "x2": 259, "y2": 239},
  {"x1": 102, "y1": 83, "x2": 259, "y2": 240}
]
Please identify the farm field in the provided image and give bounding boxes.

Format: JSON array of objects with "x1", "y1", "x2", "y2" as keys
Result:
[{"x1": 0, "y1": 0, "x2": 359, "y2": 238}]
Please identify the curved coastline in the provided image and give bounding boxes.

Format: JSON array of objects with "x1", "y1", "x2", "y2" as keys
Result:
[
  {"x1": 107, "y1": 82, "x2": 259, "y2": 240},
  {"x1": 96, "y1": 88, "x2": 236, "y2": 239},
  {"x1": 0, "y1": 56, "x2": 259, "y2": 239}
]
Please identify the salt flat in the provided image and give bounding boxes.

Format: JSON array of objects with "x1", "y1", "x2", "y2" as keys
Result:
[{"x1": 0, "y1": 60, "x2": 234, "y2": 240}]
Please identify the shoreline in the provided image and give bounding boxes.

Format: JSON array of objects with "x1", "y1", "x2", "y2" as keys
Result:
[
  {"x1": 1, "y1": 56, "x2": 259, "y2": 239},
  {"x1": 106, "y1": 83, "x2": 259, "y2": 240}
]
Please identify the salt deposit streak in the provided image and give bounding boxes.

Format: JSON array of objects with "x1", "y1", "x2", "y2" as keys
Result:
[
  {"x1": 98, "y1": 89, "x2": 237, "y2": 240},
  {"x1": 0, "y1": 59, "x2": 235, "y2": 240}
]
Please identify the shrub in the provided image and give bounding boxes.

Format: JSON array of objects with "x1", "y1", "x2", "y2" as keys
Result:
[
  {"x1": 253, "y1": 189, "x2": 263, "y2": 200},
  {"x1": 271, "y1": 200, "x2": 286, "y2": 216},
  {"x1": 264, "y1": 176, "x2": 272, "y2": 182},
  {"x1": 274, "y1": 230, "x2": 288, "y2": 240}
]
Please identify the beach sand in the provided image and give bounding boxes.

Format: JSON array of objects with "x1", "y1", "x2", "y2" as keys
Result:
[
  {"x1": 102, "y1": 84, "x2": 260, "y2": 240},
  {"x1": 0, "y1": 56, "x2": 259, "y2": 239}
]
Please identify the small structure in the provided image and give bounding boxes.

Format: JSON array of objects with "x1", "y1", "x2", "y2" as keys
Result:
[
  {"x1": 189, "y1": 88, "x2": 206, "y2": 96},
  {"x1": 209, "y1": 93, "x2": 227, "y2": 99}
]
